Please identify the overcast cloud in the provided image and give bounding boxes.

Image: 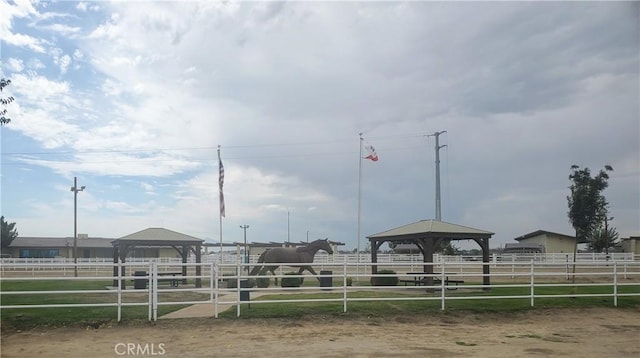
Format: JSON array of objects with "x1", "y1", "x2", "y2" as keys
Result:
[{"x1": 1, "y1": 1, "x2": 638, "y2": 251}]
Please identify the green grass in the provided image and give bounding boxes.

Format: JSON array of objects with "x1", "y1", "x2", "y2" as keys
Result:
[
  {"x1": 2, "y1": 279, "x2": 639, "y2": 328},
  {"x1": 0, "y1": 279, "x2": 208, "y2": 330},
  {"x1": 217, "y1": 283, "x2": 640, "y2": 319}
]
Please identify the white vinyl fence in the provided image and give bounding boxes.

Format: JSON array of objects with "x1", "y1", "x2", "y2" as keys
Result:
[
  {"x1": 0, "y1": 260, "x2": 214, "y2": 322},
  {"x1": 216, "y1": 259, "x2": 640, "y2": 317},
  {"x1": 2, "y1": 258, "x2": 639, "y2": 321}
]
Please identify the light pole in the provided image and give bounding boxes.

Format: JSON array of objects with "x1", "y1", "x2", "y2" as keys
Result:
[
  {"x1": 240, "y1": 225, "x2": 249, "y2": 272},
  {"x1": 306, "y1": 230, "x2": 309, "y2": 244},
  {"x1": 71, "y1": 177, "x2": 85, "y2": 277}
]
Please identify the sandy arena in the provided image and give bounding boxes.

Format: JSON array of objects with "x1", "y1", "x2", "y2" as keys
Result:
[{"x1": 1, "y1": 307, "x2": 639, "y2": 357}]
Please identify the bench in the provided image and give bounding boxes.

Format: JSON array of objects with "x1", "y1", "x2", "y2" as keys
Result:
[
  {"x1": 400, "y1": 273, "x2": 464, "y2": 290},
  {"x1": 158, "y1": 272, "x2": 182, "y2": 287}
]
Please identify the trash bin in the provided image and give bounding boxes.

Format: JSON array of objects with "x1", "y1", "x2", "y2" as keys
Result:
[
  {"x1": 239, "y1": 279, "x2": 250, "y2": 302},
  {"x1": 320, "y1": 270, "x2": 332, "y2": 289},
  {"x1": 134, "y1": 271, "x2": 148, "y2": 289}
]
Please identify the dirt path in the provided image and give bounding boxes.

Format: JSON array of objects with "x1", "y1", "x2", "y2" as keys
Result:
[{"x1": 2, "y1": 307, "x2": 639, "y2": 357}]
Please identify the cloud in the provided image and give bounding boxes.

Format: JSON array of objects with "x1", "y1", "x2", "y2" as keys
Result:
[
  {"x1": 0, "y1": 0, "x2": 45, "y2": 52},
  {"x1": 4, "y1": 58, "x2": 24, "y2": 72},
  {"x1": 1, "y1": 1, "x2": 637, "y2": 249}
]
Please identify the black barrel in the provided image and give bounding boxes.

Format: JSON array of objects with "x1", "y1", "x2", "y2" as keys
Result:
[
  {"x1": 134, "y1": 271, "x2": 148, "y2": 289},
  {"x1": 320, "y1": 270, "x2": 332, "y2": 288},
  {"x1": 239, "y1": 279, "x2": 250, "y2": 302}
]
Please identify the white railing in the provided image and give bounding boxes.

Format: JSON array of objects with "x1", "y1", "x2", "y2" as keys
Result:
[
  {"x1": 0, "y1": 260, "x2": 215, "y2": 322},
  {"x1": 216, "y1": 259, "x2": 640, "y2": 317},
  {"x1": 2, "y1": 259, "x2": 639, "y2": 321},
  {"x1": 1, "y1": 252, "x2": 635, "y2": 265}
]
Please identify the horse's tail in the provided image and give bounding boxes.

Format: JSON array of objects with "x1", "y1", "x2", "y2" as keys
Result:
[{"x1": 249, "y1": 250, "x2": 268, "y2": 276}]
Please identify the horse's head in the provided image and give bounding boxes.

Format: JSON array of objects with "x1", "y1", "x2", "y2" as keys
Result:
[{"x1": 319, "y1": 238, "x2": 333, "y2": 254}]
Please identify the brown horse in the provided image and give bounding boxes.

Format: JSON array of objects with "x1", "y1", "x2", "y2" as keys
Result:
[{"x1": 249, "y1": 239, "x2": 333, "y2": 285}]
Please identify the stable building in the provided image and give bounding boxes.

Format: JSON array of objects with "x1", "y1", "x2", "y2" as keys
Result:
[
  {"x1": 513, "y1": 230, "x2": 576, "y2": 253},
  {"x1": 620, "y1": 236, "x2": 640, "y2": 255},
  {"x1": 7, "y1": 235, "x2": 113, "y2": 258}
]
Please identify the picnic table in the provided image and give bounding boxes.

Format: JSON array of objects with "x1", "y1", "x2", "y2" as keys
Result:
[
  {"x1": 158, "y1": 272, "x2": 182, "y2": 287},
  {"x1": 399, "y1": 272, "x2": 464, "y2": 289}
]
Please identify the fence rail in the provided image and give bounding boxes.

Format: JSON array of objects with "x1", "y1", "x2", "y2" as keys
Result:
[{"x1": 2, "y1": 259, "x2": 639, "y2": 321}]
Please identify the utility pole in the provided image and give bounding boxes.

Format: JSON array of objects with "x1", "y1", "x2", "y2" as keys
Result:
[
  {"x1": 428, "y1": 131, "x2": 446, "y2": 220},
  {"x1": 240, "y1": 225, "x2": 249, "y2": 272},
  {"x1": 70, "y1": 177, "x2": 85, "y2": 277}
]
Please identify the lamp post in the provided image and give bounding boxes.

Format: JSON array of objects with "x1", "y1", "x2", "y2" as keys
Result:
[
  {"x1": 70, "y1": 177, "x2": 85, "y2": 277},
  {"x1": 240, "y1": 225, "x2": 249, "y2": 272}
]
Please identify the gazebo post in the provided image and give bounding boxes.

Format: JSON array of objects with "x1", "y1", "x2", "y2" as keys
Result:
[
  {"x1": 473, "y1": 238, "x2": 491, "y2": 290},
  {"x1": 422, "y1": 238, "x2": 436, "y2": 291},
  {"x1": 120, "y1": 245, "x2": 128, "y2": 289},
  {"x1": 195, "y1": 244, "x2": 202, "y2": 288},
  {"x1": 112, "y1": 244, "x2": 119, "y2": 287},
  {"x1": 370, "y1": 240, "x2": 382, "y2": 275},
  {"x1": 181, "y1": 245, "x2": 188, "y2": 285}
]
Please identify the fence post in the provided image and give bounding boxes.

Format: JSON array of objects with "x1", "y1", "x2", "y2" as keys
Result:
[
  {"x1": 530, "y1": 260, "x2": 535, "y2": 307},
  {"x1": 236, "y1": 260, "x2": 241, "y2": 318},
  {"x1": 613, "y1": 260, "x2": 618, "y2": 307},
  {"x1": 148, "y1": 261, "x2": 153, "y2": 321},
  {"x1": 117, "y1": 258, "x2": 122, "y2": 322},
  {"x1": 210, "y1": 262, "x2": 215, "y2": 305},
  {"x1": 214, "y1": 262, "x2": 220, "y2": 318},
  {"x1": 343, "y1": 259, "x2": 348, "y2": 313},
  {"x1": 150, "y1": 261, "x2": 158, "y2": 321},
  {"x1": 440, "y1": 259, "x2": 446, "y2": 311}
]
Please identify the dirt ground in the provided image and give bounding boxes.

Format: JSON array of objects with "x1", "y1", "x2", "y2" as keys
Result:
[{"x1": 1, "y1": 307, "x2": 639, "y2": 358}]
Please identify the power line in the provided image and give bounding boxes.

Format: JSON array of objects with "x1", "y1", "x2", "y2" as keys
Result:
[{"x1": 1, "y1": 133, "x2": 427, "y2": 157}]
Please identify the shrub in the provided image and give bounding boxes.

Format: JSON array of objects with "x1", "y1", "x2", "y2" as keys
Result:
[
  {"x1": 281, "y1": 272, "x2": 304, "y2": 287},
  {"x1": 225, "y1": 278, "x2": 255, "y2": 289},
  {"x1": 256, "y1": 276, "x2": 270, "y2": 288},
  {"x1": 346, "y1": 276, "x2": 353, "y2": 286},
  {"x1": 370, "y1": 270, "x2": 398, "y2": 286}
]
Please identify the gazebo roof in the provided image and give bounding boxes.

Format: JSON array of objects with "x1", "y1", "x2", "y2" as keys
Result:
[
  {"x1": 112, "y1": 228, "x2": 203, "y2": 246},
  {"x1": 368, "y1": 219, "x2": 494, "y2": 241}
]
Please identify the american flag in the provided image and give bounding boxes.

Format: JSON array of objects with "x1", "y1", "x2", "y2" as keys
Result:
[{"x1": 218, "y1": 151, "x2": 225, "y2": 218}]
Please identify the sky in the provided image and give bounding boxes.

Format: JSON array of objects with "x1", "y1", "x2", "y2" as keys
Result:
[{"x1": 1, "y1": 1, "x2": 638, "y2": 252}]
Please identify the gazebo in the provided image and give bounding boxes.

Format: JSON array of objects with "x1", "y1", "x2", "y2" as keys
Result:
[
  {"x1": 367, "y1": 219, "x2": 494, "y2": 288},
  {"x1": 112, "y1": 228, "x2": 204, "y2": 288}
]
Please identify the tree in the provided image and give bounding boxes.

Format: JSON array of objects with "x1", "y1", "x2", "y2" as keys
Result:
[
  {"x1": 567, "y1": 165, "x2": 613, "y2": 244},
  {"x1": 1, "y1": 216, "x2": 18, "y2": 254},
  {"x1": 1, "y1": 78, "x2": 15, "y2": 125},
  {"x1": 436, "y1": 240, "x2": 459, "y2": 255},
  {"x1": 567, "y1": 165, "x2": 613, "y2": 281},
  {"x1": 588, "y1": 225, "x2": 619, "y2": 254}
]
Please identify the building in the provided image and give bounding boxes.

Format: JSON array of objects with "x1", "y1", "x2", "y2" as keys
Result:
[
  {"x1": 503, "y1": 242, "x2": 545, "y2": 254},
  {"x1": 620, "y1": 236, "x2": 640, "y2": 255},
  {"x1": 7, "y1": 229, "x2": 200, "y2": 259},
  {"x1": 7, "y1": 236, "x2": 113, "y2": 258},
  {"x1": 512, "y1": 230, "x2": 576, "y2": 253}
]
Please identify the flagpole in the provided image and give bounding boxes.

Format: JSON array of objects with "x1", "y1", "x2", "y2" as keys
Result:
[
  {"x1": 357, "y1": 133, "x2": 363, "y2": 264},
  {"x1": 218, "y1": 145, "x2": 223, "y2": 262}
]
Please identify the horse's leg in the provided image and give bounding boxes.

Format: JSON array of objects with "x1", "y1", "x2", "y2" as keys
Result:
[
  {"x1": 250, "y1": 265, "x2": 262, "y2": 276},
  {"x1": 268, "y1": 266, "x2": 278, "y2": 286},
  {"x1": 302, "y1": 266, "x2": 320, "y2": 282}
]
